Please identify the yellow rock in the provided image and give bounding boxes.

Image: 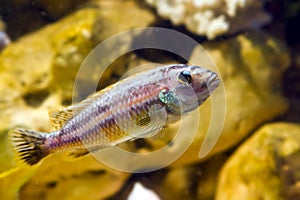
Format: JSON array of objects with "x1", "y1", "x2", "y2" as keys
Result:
[
  {"x1": 154, "y1": 155, "x2": 227, "y2": 200},
  {"x1": 19, "y1": 153, "x2": 129, "y2": 200},
  {"x1": 0, "y1": 165, "x2": 39, "y2": 200},
  {"x1": 216, "y1": 123, "x2": 300, "y2": 200},
  {"x1": 0, "y1": 9, "x2": 102, "y2": 132},
  {"x1": 0, "y1": 2, "x2": 155, "y2": 199}
]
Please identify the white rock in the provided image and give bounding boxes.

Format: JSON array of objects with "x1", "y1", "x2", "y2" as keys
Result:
[
  {"x1": 128, "y1": 182, "x2": 160, "y2": 200},
  {"x1": 147, "y1": 0, "x2": 271, "y2": 39}
]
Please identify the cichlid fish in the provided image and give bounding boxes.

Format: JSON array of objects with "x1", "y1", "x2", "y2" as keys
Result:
[{"x1": 10, "y1": 64, "x2": 219, "y2": 165}]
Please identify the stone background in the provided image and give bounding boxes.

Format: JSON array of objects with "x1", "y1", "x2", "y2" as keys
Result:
[{"x1": 0, "y1": 0, "x2": 299, "y2": 199}]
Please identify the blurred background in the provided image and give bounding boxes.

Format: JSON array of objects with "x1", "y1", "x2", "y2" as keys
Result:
[{"x1": 0, "y1": 0, "x2": 299, "y2": 199}]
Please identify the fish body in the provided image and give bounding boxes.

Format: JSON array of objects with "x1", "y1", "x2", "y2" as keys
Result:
[{"x1": 10, "y1": 64, "x2": 219, "y2": 165}]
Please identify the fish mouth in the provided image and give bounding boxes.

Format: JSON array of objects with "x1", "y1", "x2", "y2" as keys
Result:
[{"x1": 206, "y1": 72, "x2": 219, "y2": 92}]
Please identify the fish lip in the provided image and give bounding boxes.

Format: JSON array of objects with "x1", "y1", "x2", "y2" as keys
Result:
[{"x1": 206, "y1": 72, "x2": 220, "y2": 92}]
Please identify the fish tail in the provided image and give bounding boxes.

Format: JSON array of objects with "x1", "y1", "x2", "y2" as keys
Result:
[{"x1": 10, "y1": 128, "x2": 49, "y2": 165}]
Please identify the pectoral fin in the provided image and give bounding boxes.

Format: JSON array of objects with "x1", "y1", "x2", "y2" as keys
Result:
[{"x1": 129, "y1": 104, "x2": 168, "y2": 138}]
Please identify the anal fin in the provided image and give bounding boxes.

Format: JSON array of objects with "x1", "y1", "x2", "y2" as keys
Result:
[
  {"x1": 67, "y1": 148, "x2": 89, "y2": 158},
  {"x1": 128, "y1": 104, "x2": 168, "y2": 139},
  {"x1": 67, "y1": 146, "x2": 107, "y2": 158}
]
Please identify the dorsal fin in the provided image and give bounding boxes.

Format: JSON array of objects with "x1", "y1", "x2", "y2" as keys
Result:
[
  {"x1": 49, "y1": 90, "x2": 106, "y2": 130},
  {"x1": 49, "y1": 108, "x2": 74, "y2": 130},
  {"x1": 66, "y1": 146, "x2": 106, "y2": 158},
  {"x1": 120, "y1": 63, "x2": 159, "y2": 80}
]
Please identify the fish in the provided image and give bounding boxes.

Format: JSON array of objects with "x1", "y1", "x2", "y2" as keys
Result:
[{"x1": 9, "y1": 64, "x2": 219, "y2": 165}]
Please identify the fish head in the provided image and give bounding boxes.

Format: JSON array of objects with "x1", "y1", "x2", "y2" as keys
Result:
[{"x1": 159, "y1": 64, "x2": 219, "y2": 114}]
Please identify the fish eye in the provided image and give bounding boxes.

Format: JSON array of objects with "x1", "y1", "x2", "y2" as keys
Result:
[{"x1": 178, "y1": 70, "x2": 192, "y2": 83}]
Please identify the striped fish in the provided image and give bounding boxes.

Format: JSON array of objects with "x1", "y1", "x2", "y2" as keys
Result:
[{"x1": 10, "y1": 64, "x2": 219, "y2": 165}]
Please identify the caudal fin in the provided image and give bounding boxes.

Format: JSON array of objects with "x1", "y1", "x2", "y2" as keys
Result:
[{"x1": 10, "y1": 128, "x2": 49, "y2": 165}]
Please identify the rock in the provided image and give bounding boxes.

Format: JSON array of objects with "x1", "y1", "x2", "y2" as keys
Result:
[
  {"x1": 196, "y1": 155, "x2": 228, "y2": 200},
  {"x1": 146, "y1": 0, "x2": 271, "y2": 39},
  {"x1": 0, "y1": 8, "x2": 103, "y2": 134},
  {"x1": 111, "y1": 154, "x2": 227, "y2": 200},
  {"x1": 156, "y1": 155, "x2": 227, "y2": 200},
  {"x1": 0, "y1": 130, "x2": 15, "y2": 172},
  {"x1": 0, "y1": 1, "x2": 155, "y2": 199},
  {"x1": 128, "y1": 182, "x2": 160, "y2": 200},
  {"x1": 171, "y1": 31, "x2": 290, "y2": 166},
  {"x1": 0, "y1": 1, "x2": 155, "y2": 132},
  {"x1": 113, "y1": 165, "x2": 197, "y2": 200},
  {"x1": 52, "y1": 0, "x2": 156, "y2": 101},
  {"x1": 0, "y1": 8, "x2": 106, "y2": 199},
  {"x1": 157, "y1": 166, "x2": 197, "y2": 200},
  {"x1": 216, "y1": 123, "x2": 300, "y2": 200},
  {"x1": 0, "y1": 166, "x2": 39, "y2": 200},
  {"x1": 19, "y1": 153, "x2": 129, "y2": 200}
]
